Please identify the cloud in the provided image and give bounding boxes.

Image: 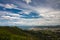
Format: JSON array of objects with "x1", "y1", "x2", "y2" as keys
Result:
[
  {"x1": 0, "y1": 11, "x2": 20, "y2": 20},
  {"x1": 20, "y1": 10, "x2": 32, "y2": 14},
  {"x1": 0, "y1": 0, "x2": 60, "y2": 26},
  {"x1": 1, "y1": 16, "x2": 11, "y2": 20},
  {"x1": 5, "y1": 4, "x2": 17, "y2": 9},
  {"x1": 14, "y1": 8, "x2": 60, "y2": 26},
  {"x1": 8, "y1": 13, "x2": 20, "y2": 17},
  {"x1": 1, "y1": 16, "x2": 20, "y2": 20},
  {"x1": 23, "y1": 0, "x2": 32, "y2": 4},
  {"x1": 0, "y1": 6, "x2": 60, "y2": 26},
  {"x1": 19, "y1": 10, "x2": 40, "y2": 19},
  {"x1": 0, "y1": 3, "x2": 17, "y2": 9}
]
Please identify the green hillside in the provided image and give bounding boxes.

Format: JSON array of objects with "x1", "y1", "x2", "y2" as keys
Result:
[
  {"x1": 0, "y1": 26, "x2": 38, "y2": 40},
  {"x1": 0, "y1": 26, "x2": 60, "y2": 40}
]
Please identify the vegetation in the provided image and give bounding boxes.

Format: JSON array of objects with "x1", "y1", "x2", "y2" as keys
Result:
[{"x1": 0, "y1": 26, "x2": 60, "y2": 40}]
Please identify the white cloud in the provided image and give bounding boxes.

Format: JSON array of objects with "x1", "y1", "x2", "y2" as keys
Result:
[
  {"x1": 1, "y1": 16, "x2": 20, "y2": 20},
  {"x1": 0, "y1": 3, "x2": 17, "y2": 9},
  {"x1": 0, "y1": 7, "x2": 60, "y2": 26},
  {"x1": 1, "y1": 16, "x2": 10, "y2": 20},
  {"x1": 0, "y1": 11, "x2": 20, "y2": 20},
  {"x1": 5, "y1": 4, "x2": 17, "y2": 9},
  {"x1": 23, "y1": 0, "x2": 32, "y2": 4},
  {"x1": 13, "y1": 7, "x2": 60, "y2": 26},
  {"x1": 19, "y1": 10, "x2": 32, "y2": 14},
  {"x1": 9, "y1": 13, "x2": 20, "y2": 17}
]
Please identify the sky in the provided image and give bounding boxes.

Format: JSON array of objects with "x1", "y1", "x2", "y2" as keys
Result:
[{"x1": 0, "y1": 0, "x2": 60, "y2": 26}]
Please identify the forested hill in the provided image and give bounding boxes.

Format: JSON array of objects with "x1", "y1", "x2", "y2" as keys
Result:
[{"x1": 0, "y1": 26, "x2": 60, "y2": 40}]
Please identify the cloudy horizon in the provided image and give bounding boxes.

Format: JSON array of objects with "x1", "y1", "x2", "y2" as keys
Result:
[{"x1": 0, "y1": 0, "x2": 60, "y2": 26}]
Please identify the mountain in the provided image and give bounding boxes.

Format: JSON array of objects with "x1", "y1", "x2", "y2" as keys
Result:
[
  {"x1": 0, "y1": 26, "x2": 60, "y2": 40},
  {"x1": 34, "y1": 25, "x2": 60, "y2": 28},
  {"x1": 28, "y1": 25, "x2": 60, "y2": 31},
  {"x1": 0, "y1": 26, "x2": 38, "y2": 40}
]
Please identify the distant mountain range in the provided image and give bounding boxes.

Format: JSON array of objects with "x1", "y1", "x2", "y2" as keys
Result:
[{"x1": 33, "y1": 25, "x2": 60, "y2": 28}]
